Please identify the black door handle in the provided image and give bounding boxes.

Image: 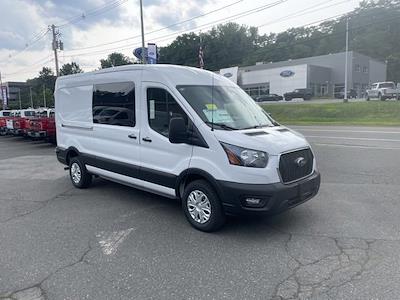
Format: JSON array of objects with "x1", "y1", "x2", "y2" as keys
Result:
[
  {"x1": 128, "y1": 134, "x2": 137, "y2": 139},
  {"x1": 142, "y1": 137, "x2": 152, "y2": 142}
]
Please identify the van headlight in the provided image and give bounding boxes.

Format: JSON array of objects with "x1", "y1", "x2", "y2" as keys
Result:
[{"x1": 220, "y1": 142, "x2": 268, "y2": 168}]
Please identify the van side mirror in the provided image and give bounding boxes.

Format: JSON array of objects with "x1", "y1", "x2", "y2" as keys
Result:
[{"x1": 169, "y1": 117, "x2": 188, "y2": 144}]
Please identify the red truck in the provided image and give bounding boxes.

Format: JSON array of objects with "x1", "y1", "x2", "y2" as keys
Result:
[
  {"x1": 10, "y1": 109, "x2": 36, "y2": 136},
  {"x1": 0, "y1": 110, "x2": 12, "y2": 136},
  {"x1": 28, "y1": 109, "x2": 56, "y2": 143}
]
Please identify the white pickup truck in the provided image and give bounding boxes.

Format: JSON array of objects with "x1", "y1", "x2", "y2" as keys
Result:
[{"x1": 366, "y1": 82, "x2": 400, "y2": 101}]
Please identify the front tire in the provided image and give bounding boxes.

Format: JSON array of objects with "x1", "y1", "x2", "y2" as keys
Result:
[
  {"x1": 182, "y1": 180, "x2": 226, "y2": 232},
  {"x1": 378, "y1": 93, "x2": 385, "y2": 101},
  {"x1": 69, "y1": 157, "x2": 92, "y2": 188}
]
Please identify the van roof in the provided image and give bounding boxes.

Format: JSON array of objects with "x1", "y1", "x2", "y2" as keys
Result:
[{"x1": 55, "y1": 64, "x2": 235, "y2": 89}]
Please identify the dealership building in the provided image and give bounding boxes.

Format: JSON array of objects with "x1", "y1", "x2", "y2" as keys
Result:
[{"x1": 220, "y1": 51, "x2": 387, "y2": 98}]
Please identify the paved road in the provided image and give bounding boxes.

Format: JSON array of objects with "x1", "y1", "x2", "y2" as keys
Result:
[{"x1": 0, "y1": 126, "x2": 400, "y2": 299}]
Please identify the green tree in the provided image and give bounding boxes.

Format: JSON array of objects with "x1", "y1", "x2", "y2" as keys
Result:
[
  {"x1": 158, "y1": 0, "x2": 400, "y2": 82},
  {"x1": 60, "y1": 62, "x2": 83, "y2": 76},
  {"x1": 100, "y1": 52, "x2": 132, "y2": 69}
]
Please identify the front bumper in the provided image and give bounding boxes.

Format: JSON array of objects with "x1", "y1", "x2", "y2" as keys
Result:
[
  {"x1": 218, "y1": 171, "x2": 321, "y2": 216},
  {"x1": 383, "y1": 93, "x2": 399, "y2": 98},
  {"x1": 28, "y1": 131, "x2": 47, "y2": 138}
]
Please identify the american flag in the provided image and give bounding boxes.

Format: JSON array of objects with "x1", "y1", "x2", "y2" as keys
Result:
[{"x1": 198, "y1": 46, "x2": 204, "y2": 69}]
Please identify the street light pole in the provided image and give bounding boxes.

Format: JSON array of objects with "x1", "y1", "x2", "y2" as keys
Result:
[
  {"x1": 18, "y1": 89, "x2": 22, "y2": 109},
  {"x1": 139, "y1": 0, "x2": 146, "y2": 64},
  {"x1": 43, "y1": 85, "x2": 47, "y2": 108},
  {"x1": 344, "y1": 17, "x2": 349, "y2": 103},
  {"x1": 29, "y1": 86, "x2": 34, "y2": 108}
]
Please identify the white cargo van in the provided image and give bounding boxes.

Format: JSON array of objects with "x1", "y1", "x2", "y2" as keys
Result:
[{"x1": 55, "y1": 65, "x2": 320, "y2": 232}]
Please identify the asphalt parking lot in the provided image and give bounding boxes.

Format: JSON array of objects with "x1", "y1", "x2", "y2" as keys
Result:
[{"x1": 1, "y1": 126, "x2": 400, "y2": 300}]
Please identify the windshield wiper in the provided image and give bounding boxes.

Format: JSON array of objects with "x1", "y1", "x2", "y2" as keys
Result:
[
  {"x1": 241, "y1": 124, "x2": 274, "y2": 130},
  {"x1": 205, "y1": 122, "x2": 238, "y2": 131}
]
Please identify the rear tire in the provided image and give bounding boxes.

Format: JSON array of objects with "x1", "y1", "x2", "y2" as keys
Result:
[
  {"x1": 182, "y1": 180, "x2": 226, "y2": 232},
  {"x1": 69, "y1": 157, "x2": 92, "y2": 188}
]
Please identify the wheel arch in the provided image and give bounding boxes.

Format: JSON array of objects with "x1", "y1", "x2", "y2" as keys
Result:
[
  {"x1": 176, "y1": 168, "x2": 222, "y2": 200},
  {"x1": 65, "y1": 146, "x2": 81, "y2": 165}
]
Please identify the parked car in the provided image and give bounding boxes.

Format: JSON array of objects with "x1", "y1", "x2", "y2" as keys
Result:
[
  {"x1": 55, "y1": 65, "x2": 320, "y2": 232},
  {"x1": 28, "y1": 109, "x2": 56, "y2": 143},
  {"x1": 255, "y1": 94, "x2": 283, "y2": 102},
  {"x1": 0, "y1": 110, "x2": 11, "y2": 136},
  {"x1": 334, "y1": 88, "x2": 357, "y2": 99},
  {"x1": 93, "y1": 107, "x2": 134, "y2": 126},
  {"x1": 284, "y1": 88, "x2": 313, "y2": 101},
  {"x1": 366, "y1": 82, "x2": 400, "y2": 101}
]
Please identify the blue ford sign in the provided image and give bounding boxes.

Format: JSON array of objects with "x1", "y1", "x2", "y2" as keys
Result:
[
  {"x1": 223, "y1": 72, "x2": 233, "y2": 78},
  {"x1": 280, "y1": 70, "x2": 295, "y2": 78}
]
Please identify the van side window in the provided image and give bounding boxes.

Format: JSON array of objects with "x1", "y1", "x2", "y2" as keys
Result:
[
  {"x1": 92, "y1": 82, "x2": 135, "y2": 127},
  {"x1": 147, "y1": 88, "x2": 188, "y2": 137}
]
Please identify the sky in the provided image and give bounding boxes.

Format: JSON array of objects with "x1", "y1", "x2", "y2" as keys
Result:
[{"x1": 0, "y1": 0, "x2": 361, "y2": 82}]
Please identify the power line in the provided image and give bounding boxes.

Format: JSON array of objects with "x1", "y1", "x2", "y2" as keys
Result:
[
  {"x1": 66, "y1": 0, "x2": 245, "y2": 52},
  {"x1": 4, "y1": 55, "x2": 54, "y2": 77},
  {"x1": 7, "y1": 2, "x2": 398, "y2": 77},
  {"x1": 7, "y1": 28, "x2": 51, "y2": 60},
  {"x1": 257, "y1": 0, "x2": 348, "y2": 28},
  {"x1": 57, "y1": 0, "x2": 129, "y2": 28}
]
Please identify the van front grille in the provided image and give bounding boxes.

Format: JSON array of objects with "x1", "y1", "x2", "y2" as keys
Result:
[{"x1": 279, "y1": 148, "x2": 314, "y2": 183}]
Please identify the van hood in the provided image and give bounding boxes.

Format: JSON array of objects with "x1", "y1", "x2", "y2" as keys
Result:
[{"x1": 211, "y1": 126, "x2": 310, "y2": 156}]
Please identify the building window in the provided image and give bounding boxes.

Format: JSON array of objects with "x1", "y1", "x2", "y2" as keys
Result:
[
  {"x1": 147, "y1": 88, "x2": 188, "y2": 137},
  {"x1": 92, "y1": 82, "x2": 135, "y2": 127},
  {"x1": 363, "y1": 66, "x2": 369, "y2": 73},
  {"x1": 243, "y1": 85, "x2": 270, "y2": 98},
  {"x1": 355, "y1": 64, "x2": 361, "y2": 72}
]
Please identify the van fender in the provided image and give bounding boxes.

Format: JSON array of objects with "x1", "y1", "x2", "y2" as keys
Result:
[{"x1": 175, "y1": 168, "x2": 223, "y2": 200}]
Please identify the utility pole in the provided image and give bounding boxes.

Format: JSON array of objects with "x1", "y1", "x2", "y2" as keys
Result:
[
  {"x1": 29, "y1": 86, "x2": 34, "y2": 108},
  {"x1": 139, "y1": 0, "x2": 146, "y2": 64},
  {"x1": 0, "y1": 70, "x2": 3, "y2": 110},
  {"x1": 18, "y1": 89, "x2": 22, "y2": 109},
  {"x1": 43, "y1": 85, "x2": 47, "y2": 108},
  {"x1": 344, "y1": 17, "x2": 349, "y2": 103},
  {"x1": 51, "y1": 24, "x2": 63, "y2": 76}
]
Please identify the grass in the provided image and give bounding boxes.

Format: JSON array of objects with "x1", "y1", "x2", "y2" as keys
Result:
[{"x1": 261, "y1": 101, "x2": 400, "y2": 126}]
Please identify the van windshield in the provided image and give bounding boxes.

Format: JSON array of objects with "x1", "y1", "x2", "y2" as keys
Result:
[{"x1": 176, "y1": 85, "x2": 275, "y2": 130}]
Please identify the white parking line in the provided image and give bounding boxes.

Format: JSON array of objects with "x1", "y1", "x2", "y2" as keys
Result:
[
  {"x1": 305, "y1": 135, "x2": 400, "y2": 142},
  {"x1": 96, "y1": 228, "x2": 135, "y2": 256},
  {"x1": 314, "y1": 143, "x2": 400, "y2": 150}
]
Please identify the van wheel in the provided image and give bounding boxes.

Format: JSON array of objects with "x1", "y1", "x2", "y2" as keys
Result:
[
  {"x1": 378, "y1": 93, "x2": 385, "y2": 101},
  {"x1": 69, "y1": 157, "x2": 92, "y2": 188},
  {"x1": 182, "y1": 180, "x2": 226, "y2": 232},
  {"x1": 366, "y1": 95, "x2": 370, "y2": 101}
]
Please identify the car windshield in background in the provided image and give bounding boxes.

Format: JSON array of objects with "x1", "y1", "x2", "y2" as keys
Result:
[
  {"x1": 177, "y1": 85, "x2": 275, "y2": 130},
  {"x1": 380, "y1": 83, "x2": 395, "y2": 88},
  {"x1": 24, "y1": 111, "x2": 36, "y2": 117}
]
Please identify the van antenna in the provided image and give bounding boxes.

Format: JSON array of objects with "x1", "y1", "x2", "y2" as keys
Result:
[{"x1": 211, "y1": 73, "x2": 214, "y2": 131}]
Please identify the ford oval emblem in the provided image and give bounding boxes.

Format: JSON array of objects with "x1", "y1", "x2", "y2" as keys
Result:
[
  {"x1": 295, "y1": 157, "x2": 307, "y2": 168},
  {"x1": 280, "y1": 70, "x2": 295, "y2": 78},
  {"x1": 223, "y1": 72, "x2": 233, "y2": 78}
]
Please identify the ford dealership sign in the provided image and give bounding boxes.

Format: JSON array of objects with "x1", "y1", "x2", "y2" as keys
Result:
[{"x1": 280, "y1": 70, "x2": 295, "y2": 78}]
